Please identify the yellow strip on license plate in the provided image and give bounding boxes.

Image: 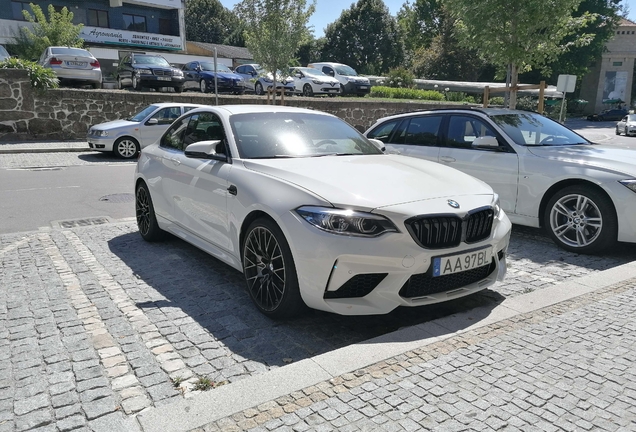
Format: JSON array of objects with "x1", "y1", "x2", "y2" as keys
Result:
[{"x1": 433, "y1": 248, "x2": 491, "y2": 277}]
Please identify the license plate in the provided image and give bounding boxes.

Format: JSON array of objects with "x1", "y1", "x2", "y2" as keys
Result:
[
  {"x1": 67, "y1": 61, "x2": 86, "y2": 67},
  {"x1": 359, "y1": 86, "x2": 368, "y2": 89},
  {"x1": 433, "y1": 248, "x2": 491, "y2": 277},
  {"x1": 157, "y1": 77, "x2": 171, "y2": 81}
]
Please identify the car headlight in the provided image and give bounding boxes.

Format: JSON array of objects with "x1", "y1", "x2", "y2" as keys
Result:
[
  {"x1": 493, "y1": 194, "x2": 502, "y2": 217},
  {"x1": 136, "y1": 69, "x2": 152, "y2": 75},
  {"x1": 345, "y1": 77, "x2": 355, "y2": 82},
  {"x1": 262, "y1": 77, "x2": 272, "y2": 83},
  {"x1": 92, "y1": 130, "x2": 108, "y2": 137},
  {"x1": 619, "y1": 180, "x2": 636, "y2": 193},
  {"x1": 312, "y1": 79, "x2": 324, "y2": 84},
  {"x1": 172, "y1": 70, "x2": 183, "y2": 77},
  {"x1": 296, "y1": 206, "x2": 398, "y2": 237}
]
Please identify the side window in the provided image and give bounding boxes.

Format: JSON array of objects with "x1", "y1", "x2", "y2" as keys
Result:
[
  {"x1": 150, "y1": 107, "x2": 181, "y2": 125},
  {"x1": 183, "y1": 106, "x2": 196, "y2": 113},
  {"x1": 160, "y1": 115, "x2": 191, "y2": 151},
  {"x1": 322, "y1": 66, "x2": 333, "y2": 76},
  {"x1": 182, "y1": 112, "x2": 226, "y2": 150},
  {"x1": 235, "y1": 66, "x2": 244, "y2": 74},
  {"x1": 447, "y1": 116, "x2": 498, "y2": 149},
  {"x1": 390, "y1": 116, "x2": 442, "y2": 146},
  {"x1": 366, "y1": 120, "x2": 401, "y2": 143}
]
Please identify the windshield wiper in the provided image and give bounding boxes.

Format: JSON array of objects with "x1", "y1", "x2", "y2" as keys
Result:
[{"x1": 312, "y1": 152, "x2": 358, "y2": 157}]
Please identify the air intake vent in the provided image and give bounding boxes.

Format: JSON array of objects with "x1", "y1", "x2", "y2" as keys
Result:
[
  {"x1": 465, "y1": 208, "x2": 494, "y2": 243},
  {"x1": 324, "y1": 273, "x2": 387, "y2": 299}
]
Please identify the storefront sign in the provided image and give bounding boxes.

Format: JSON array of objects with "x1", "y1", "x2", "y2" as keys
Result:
[{"x1": 80, "y1": 26, "x2": 183, "y2": 51}]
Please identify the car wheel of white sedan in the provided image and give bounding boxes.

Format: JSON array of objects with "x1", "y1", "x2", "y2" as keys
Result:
[
  {"x1": 136, "y1": 182, "x2": 164, "y2": 242},
  {"x1": 255, "y1": 82, "x2": 264, "y2": 95},
  {"x1": 114, "y1": 137, "x2": 140, "y2": 159},
  {"x1": 616, "y1": 126, "x2": 620, "y2": 135},
  {"x1": 242, "y1": 218, "x2": 305, "y2": 318},
  {"x1": 302, "y1": 84, "x2": 313, "y2": 97},
  {"x1": 545, "y1": 185, "x2": 617, "y2": 254}
]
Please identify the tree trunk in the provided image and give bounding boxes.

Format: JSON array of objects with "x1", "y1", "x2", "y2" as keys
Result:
[
  {"x1": 272, "y1": 73, "x2": 277, "y2": 105},
  {"x1": 509, "y1": 63, "x2": 518, "y2": 109}
]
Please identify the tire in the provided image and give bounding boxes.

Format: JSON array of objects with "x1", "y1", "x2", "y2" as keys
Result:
[
  {"x1": 625, "y1": 127, "x2": 629, "y2": 137},
  {"x1": 302, "y1": 84, "x2": 313, "y2": 97},
  {"x1": 174, "y1": 86, "x2": 183, "y2": 94},
  {"x1": 199, "y1": 80, "x2": 209, "y2": 93},
  {"x1": 132, "y1": 74, "x2": 141, "y2": 91},
  {"x1": 255, "y1": 82, "x2": 264, "y2": 95},
  {"x1": 136, "y1": 182, "x2": 164, "y2": 242},
  {"x1": 598, "y1": 116, "x2": 604, "y2": 122},
  {"x1": 616, "y1": 126, "x2": 620, "y2": 135},
  {"x1": 242, "y1": 218, "x2": 305, "y2": 318},
  {"x1": 544, "y1": 185, "x2": 617, "y2": 254},
  {"x1": 113, "y1": 137, "x2": 140, "y2": 159},
  {"x1": 117, "y1": 77, "x2": 122, "y2": 90},
  {"x1": 93, "y1": 82, "x2": 102, "y2": 89},
  {"x1": 339, "y1": 84, "x2": 345, "y2": 95}
]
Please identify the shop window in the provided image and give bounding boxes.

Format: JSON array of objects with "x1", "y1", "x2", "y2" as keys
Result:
[
  {"x1": 123, "y1": 14, "x2": 146, "y2": 32},
  {"x1": 88, "y1": 9, "x2": 109, "y2": 28}
]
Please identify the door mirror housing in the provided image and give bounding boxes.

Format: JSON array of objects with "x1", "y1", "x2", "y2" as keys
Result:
[
  {"x1": 146, "y1": 118, "x2": 159, "y2": 126},
  {"x1": 472, "y1": 136, "x2": 499, "y2": 149},
  {"x1": 367, "y1": 138, "x2": 386, "y2": 153},
  {"x1": 185, "y1": 140, "x2": 228, "y2": 162}
]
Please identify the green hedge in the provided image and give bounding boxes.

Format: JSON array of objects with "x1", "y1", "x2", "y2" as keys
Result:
[
  {"x1": 0, "y1": 58, "x2": 58, "y2": 89},
  {"x1": 370, "y1": 86, "x2": 445, "y2": 101}
]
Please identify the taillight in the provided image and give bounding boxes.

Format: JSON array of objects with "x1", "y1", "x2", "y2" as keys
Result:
[
  {"x1": 50, "y1": 57, "x2": 62, "y2": 65},
  {"x1": 90, "y1": 60, "x2": 100, "y2": 68}
]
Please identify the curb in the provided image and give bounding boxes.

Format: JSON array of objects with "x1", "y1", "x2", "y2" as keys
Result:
[
  {"x1": 0, "y1": 147, "x2": 91, "y2": 154},
  {"x1": 134, "y1": 260, "x2": 636, "y2": 432}
]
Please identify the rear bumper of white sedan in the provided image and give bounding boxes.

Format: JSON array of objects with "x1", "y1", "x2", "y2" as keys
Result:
[
  {"x1": 52, "y1": 67, "x2": 102, "y2": 84},
  {"x1": 282, "y1": 203, "x2": 512, "y2": 316}
]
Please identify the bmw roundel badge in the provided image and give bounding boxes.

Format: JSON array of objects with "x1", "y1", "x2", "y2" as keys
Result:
[{"x1": 447, "y1": 200, "x2": 460, "y2": 209}]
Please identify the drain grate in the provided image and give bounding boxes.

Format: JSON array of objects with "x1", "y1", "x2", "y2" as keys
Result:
[
  {"x1": 99, "y1": 193, "x2": 135, "y2": 203},
  {"x1": 54, "y1": 217, "x2": 110, "y2": 229}
]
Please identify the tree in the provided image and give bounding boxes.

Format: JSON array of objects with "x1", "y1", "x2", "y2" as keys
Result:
[
  {"x1": 321, "y1": 0, "x2": 404, "y2": 75},
  {"x1": 185, "y1": 0, "x2": 243, "y2": 46},
  {"x1": 396, "y1": 0, "x2": 445, "y2": 53},
  {"x1": 236, "y1": 0, "x2": 315, "y2": 103},
  {"x1": 445, "y1": 0, "x2": 596, "y2": 108},
  {"x1": 11, "y1": 3, "x2": 83, "y2": 61}
]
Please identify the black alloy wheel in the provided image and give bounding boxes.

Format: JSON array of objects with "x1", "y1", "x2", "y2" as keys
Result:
[
  {"x1": 302, "y1": 84, "x2": 313, "y2": 97},
  {"x1": 255, "y1": 82, "x2": 264, "y2": 95},
  {"x1": 136, "y1": 182, "x2": 164, "y2": 242},
  {"x1": 242, "y1": 218, "x2": 304, "y2": 318}
]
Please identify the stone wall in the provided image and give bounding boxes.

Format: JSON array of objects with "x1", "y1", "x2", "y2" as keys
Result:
[{"x1": 0, "y1": 69, "x2": 464, "y2": 141}]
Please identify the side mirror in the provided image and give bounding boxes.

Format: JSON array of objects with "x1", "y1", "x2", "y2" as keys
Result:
[
  {"x1": 250, "y1": 71, "x2": 257, "y2": 76},
  {"x1": 146, "y1": 118, "x2": 159, "y2": 126},
  {"x1": 472, "y1": 136, "x2": 499, "y2": 149},
  {"x1": 328, "y1": 71, "x2": 335, "y2": 77},
  {"x1": 368, "y1": 138, "x2": 386, "y2": 153},
  {"x1": 295, "y1": 72, "x2": 302, "y2": 78},
  {"x1": 185, "y1": 140, "x2": 228, "y2": 162}
]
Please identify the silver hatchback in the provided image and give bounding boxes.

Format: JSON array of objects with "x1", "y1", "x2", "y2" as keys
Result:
[{"x1": 38, "y1": 46, "x2": 102, "y2": 88}]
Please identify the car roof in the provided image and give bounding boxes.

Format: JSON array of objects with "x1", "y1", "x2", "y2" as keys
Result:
[
  {"x1": 309, "y1": 62, "x2": 345, "y2": 67},
  {"x1": 149, "y1": 103, "x2": 210, "y2": 108},
  {"x1": 198, "y1": 104, "x2": 334, "y2": 117},
  {"x1": 372, "y1": 107, "x2": 537, "y2": 123}
]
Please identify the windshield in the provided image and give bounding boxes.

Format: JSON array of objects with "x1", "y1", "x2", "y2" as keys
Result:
[
  {"x1": 627, "y1": 114, "x2": 636, "y2": 122},
  {"x1": 230, "y1": 112, "x2": 382, "y2": 159},
  {"x1": 0, "y1": 46, "x2": 10, "y2": 60},
  {"x1": 490, "y1": 113, "x2": 590, "y2": 146},
  {"x1": 334, "y1": 65, "x2": 358, "y2": 76},
  {"x1": 129, "y1": 105, "x2": 159, "y2": 122},
  {"x1": 133, "y1": 55, "x2": 170, "y2": 67},
  {"x1": 51, "y1": 47, "x2": 92, "y2": 57},
  {"x1": 294, "y1": 68, "x2": 328, "y2": 77},
  {"x1": 199, "y1": 62, "x2": 232, "y2": 73}
]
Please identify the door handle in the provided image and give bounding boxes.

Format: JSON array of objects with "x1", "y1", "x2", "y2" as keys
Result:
[
  {"x1": 387, "y1": 149, "x2": 401, "y2": 155},
  {"x1": 166, "y1": 157, "x2": 180, "y2": 165},
  {"x1": 440, "y1": 156, "x2": 456, "y2": 163},
  {"x1": 227, "y1": 185, "x2": 237, "y2": 196}
]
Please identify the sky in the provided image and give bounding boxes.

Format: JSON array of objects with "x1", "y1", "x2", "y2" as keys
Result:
[{"x1": 218, "y1": 0, "x2": 636, "y2": 38}]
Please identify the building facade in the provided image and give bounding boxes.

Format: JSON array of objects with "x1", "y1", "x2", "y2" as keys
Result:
[{"x1": 580, "y1": 19, "x2": 636, "y2": 114}]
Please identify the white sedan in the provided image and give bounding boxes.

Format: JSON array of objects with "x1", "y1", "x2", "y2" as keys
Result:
[
  {"x1": 365, "y1": 108, "x2": 636, "y2": 254},
  {"x1": 616, "y1": 114, "x2": 636, "y2": 136},
  {"x1": 289, "y1": 67, "x2": 341, "y2": 97},
  {"x1": 134, "y1": 105, "x2": 511, "y2": 318},
  {"x1": 87, "y1": 103, "x2": 206, "y2": 159}
]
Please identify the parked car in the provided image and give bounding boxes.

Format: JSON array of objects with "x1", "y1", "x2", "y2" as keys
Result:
[
  {"x1": 87, "y1": 103, "x2": 206, "y2": 159},
  {"x1": 307, "y1": 62, "x2": 371, "y2": 96},
  {"x1": 116, "y1": 53, "x2": 185, "y2": 93},
  {"x1": 134, "y1": 105, "x2": 511, "y2": 317},
  {"x1": 0, "y1": 45, "x2": 10, "y2": 62},
  {"x1": 616, "y1": 114, "x2": 636, "y2": 136},
  {"x1": 289, "y1": 67, "x2": 341, "y2": 97},
  {"x1": 587, "y1": 108, "x2": 629, "y2": 121},
  {"x1": 38, "y1": 46, "x2": 102, "y2": 88},
  {"x1": 365, "y1": 107, "x2": 636, "y2": 254},
  {"x1": 181, "y1": 61, "x2": 245, "y2": 94},
  {"x1": 234, "y1": 63, "x2": 294, "y2": 95}
]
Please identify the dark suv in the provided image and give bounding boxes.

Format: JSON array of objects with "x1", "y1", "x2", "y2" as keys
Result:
[{"x1": 116, "y1": 53, "x2": 185, "y2": 93}]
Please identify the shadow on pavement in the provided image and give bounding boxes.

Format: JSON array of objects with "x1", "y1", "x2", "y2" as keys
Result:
[
  {"x1": 78, "y1": 153, "x2": 136, "y2": 163},
  {"x1": 108, "y1": 231, "x2": 505, "y2": 369}
]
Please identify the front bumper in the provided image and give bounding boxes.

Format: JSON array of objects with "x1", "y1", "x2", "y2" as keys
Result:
[
  {"x1": 282, "y1": 199, "x2": 512, "y2": 315},
  {"x1": 344, "y1": 81, "x2": 370, "y2": 95},
  {"x1": 87, "y1": 136, "x2": 114, "y2": 152},
  {"x1": 139, "y1": 75, "x2": 185, "y2": 87},
  {"x1": 206, "y1": 79, "x2": 245, "y2": 93}
]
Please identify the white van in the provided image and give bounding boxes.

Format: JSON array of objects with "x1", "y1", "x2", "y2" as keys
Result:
[{"x1": 307, "y1": 62, "x2": 371, "y2": 96}]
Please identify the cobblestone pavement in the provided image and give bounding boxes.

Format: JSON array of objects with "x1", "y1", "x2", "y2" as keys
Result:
[
  {"x1": 0, "y1": 152, "x2": 130, "y2": 169},
  {"x1": 195, "y1": 278, "x2": 636, "y2": 432},
  {"x1": 1, "y1": 219, "x2": 635, "y2": 431}
]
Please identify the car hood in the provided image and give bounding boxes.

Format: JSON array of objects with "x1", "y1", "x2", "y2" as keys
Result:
[
  {"x1": 242, "y1": 154, "x2": 493, "y2": 210},
  {"x1": 91, "y1": 119, "x2": 137, "y2": 131},
  {"x1": 135, "y1": 63, "x2": 173, "y2": 71},
  {"x1": 200, "y1": 71, "x2": 241, "y2": 80},
  {"x1": 526, "y1": 145, "x2": 636, "y2": 177}
]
